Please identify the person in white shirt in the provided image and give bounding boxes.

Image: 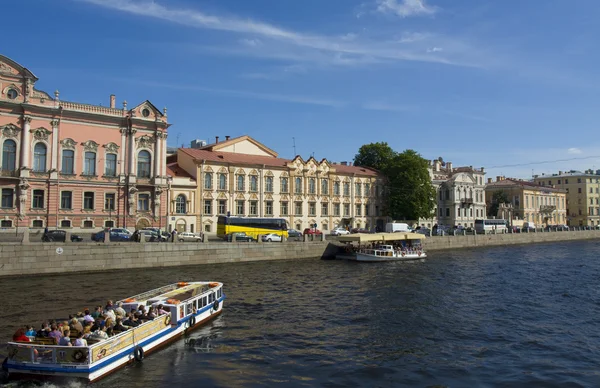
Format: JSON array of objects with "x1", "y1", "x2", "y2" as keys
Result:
[{"x1": 114, "y1": 302, "x2": 127, "y2": 318}]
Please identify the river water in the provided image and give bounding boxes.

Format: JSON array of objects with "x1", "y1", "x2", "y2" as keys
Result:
[{"x1": 2, "y1": 240, "x2": 600, "y2": 387}]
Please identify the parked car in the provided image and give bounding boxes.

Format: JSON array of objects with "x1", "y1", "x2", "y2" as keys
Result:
[
  {"x1": 178, "y1": 232, "x2": 203, "y2": 242},
  {"x1": 110, "y1": 228, "x2": 132, "y2": 237},
  {"x1": 261, "y1": 233, "x2": 282, "y2": 242},
  {"x1": 228, "y1": 232, "x2": 256, "y2": 242},
  {"x1": 92, "y1": 230, "x2": 131, "y2": 242},
  {"x1": 331, "y1": 227, "x2": 350, "y2": 236},
  {"x1": 287, "y1": 229, "x2": 302, "y2": 238},
  {"x1": 303, "y1": 228, "x2": 323, "y2": 235},
  {"x1": 138, "y1": 230, "x2": 167, "y2": 242},
  {"x1": 415, "y1": 228, "x2": 431, "y2": 236},
  {"x1": 143, "y1": 228, "x2": 170, "y2": 240},
  {"x1": 42, "y1": 230, "x2": 83, "y2": 242},
  {"x1": 352, "y1": 228, "x2": 372, "y2": 234}
]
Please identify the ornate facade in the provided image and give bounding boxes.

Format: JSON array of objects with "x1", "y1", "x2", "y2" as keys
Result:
[
  {"x1": 169, "y1": 136, "x2": 387, "y2": 234},
  {"x1": 0, "y1": 54, "x2": 169, "y2": 231}
]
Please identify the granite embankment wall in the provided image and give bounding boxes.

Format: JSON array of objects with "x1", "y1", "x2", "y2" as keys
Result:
[
  {"x1": 424, "y1": 230, "x2": 600, "y2": 251},
  {"x1": 1, "y1": 230, "x2": 600, "y2": 277},
  {"x1": 0, "y1": 241, "x2": 337, "y2": 277}
]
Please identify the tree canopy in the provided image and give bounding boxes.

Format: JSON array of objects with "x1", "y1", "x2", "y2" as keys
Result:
[
  {"x1": 487, "y1": 190, "x2": 511, "y2": 218},
  {"x1": 354, "y1": 144, "x2": 436, "y2": 220}
]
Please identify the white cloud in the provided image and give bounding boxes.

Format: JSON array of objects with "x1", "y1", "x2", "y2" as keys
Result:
[
  {"x1": 240, "y1": 38, "x2": 262, "y2": 47},
  {"x1": 376, "y1": 0, "x2": 438, "y2": 18},
  {"x1": 568, "y1": 147, "x2": 583, "y2": 155},
  {"x1": 427, "y1": 47, "x2": 443, "y2": 53}
]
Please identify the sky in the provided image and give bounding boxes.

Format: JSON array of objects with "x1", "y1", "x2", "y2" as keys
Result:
[{"x1": 4, "y1": 0, "x2": 600, "y2": 179}]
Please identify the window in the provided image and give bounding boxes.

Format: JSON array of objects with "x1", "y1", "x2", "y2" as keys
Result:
[
  {"x1": 321, "y1": 203, "x2": 328, "y2": 216},
  {"x1": 439, "y1": 208, "x2": 443, "y2": 216},
  {"x1": 280, "y1": 201, "x2": 289, "y2": 216},
  {"x1": 218, "y1": 200, "x2": 226, "y2": 215},
  {"x1": 295, "y1": 177, "x2": 302, "y2": 194},
  {"x1": 295, "y1": 202, "x2": 302, "y2": 216},
  {"x1": 137, "y1": 150, "x2": 151, "y2": 178},
  {"x1": 355, "y1": 183, "x2": 361, "y2": 196},
  {"x1": 60, "y1": 220, "x2": 71, "y2": 228},
  {"x1": 376, "y1": 205, "x2": 380, "y2": 216},
  {"x1": 237, "y1": 175, "x2": 245, "y2": 191},
  {"x1": 565, "y1": 179, "x2": 569, "y2": 184},
  {"x1": 309, "y1": 178, "x2": 316, "y2": 194},
  {"x1": 322, "y1": 223, "x2": 328, "y2": 231},
  {"x1": 83, "y1": 192, "x2": 94, "y2": 210},
  {"x1": 204, "y1": 199, "x2": 212, "y2": 215},
  {"x1": 250, "y1": 175, "x2": 258, "y2": 192},
  {"x1": 265, "y1": 201, "x2": 273, "y2": 215},
  {"x1": 343, "y1": 182, "x2": 350, "y2": 196},
  {"x1": 205, "y1": 224, "x2": 211, "y2": 233},
  {"x1": 236, "y1": 200, "x2": 244, "y2": 215},
  {"x1": 6, "y1": 89, "x2": 17, "y2": 99},
  {"x1": 265, "y1": 176, "x2": 273, "y2": 192},
  {"x1": 61, "y1": 191, "x2": 72, "y2": 209},
  {"x1": 578, "y1": 188, "x2": 582, "y2": 193},
  {"x1": 365, "y1": 203, "x2": 369, "y2": 216},
  {"x1": 321, "y1": 179, "x2": 328, "y2": 195},
  {"x1": 2, "y1": 140, "x2": 16, "y2": 171},
  {"x1": 558, "y1": 179, "x2": 561, "y2": 184},
  {"x1": 446, "y1": 208, "x2": 450, "y2": 217},
  {"x1": 365, "y1": 183, "x2": 370, "y2": 196},
  {"x1": 62, "y1": 150, "x2": 74, "y2": 174},
  {"x1": 84, "y1": 152, "x2": 96, "y2": 175},
  {"x1": 32, "y1": 219, "x2": 43, "y2": 228},
  {"x1": 577, "y1": 178, "x2": 582, "y2": 183},
  {"x1": 281, "y1": 177, "x2": 289, "y2": 193},
  {"x1": 138, "y1": 193, "x2": 150, "y2": 211},
  {"x1": 1, "y1": 220, "x2": 12, "y2": 228},
  {"x1": 309, "y1": 202, "x2": 316, "y2": 216},
  {"x1": 249, "y1": 201, "x2": 258, "y2": 215},
  {"x1": 218, "y1": 173, "x2": 227, "y2": 190},
  {"x1": 175, "y1": 195, "x2": 186, "y2": 214},
  {"x1": 83, "y1": 220, "x2": 93, "y2": 228},
  {"x1": 32, "y1": 189, "x2": 44, "y2": 209},
  {"x1": 33, "y1": 143, "x2": 47, "y2": 172},
  {"x1": 591, "y1": 188, "x2": 594, "y2": 194},
  {"x1": 356, "y1": 204, "x2": 362, "y2": 216},
  {"x1": 344, "y1": 204, "x2": 350, "y2": 216},
  {"x1": 105, "y1": 193, "x2": 115, "y2": 210},
  {"x1": 105, "y1": 154, "x2": 117, "y2": 176},
  {"x1": 1, "y1": 188, "x2": 13, "y2": 208},
  {"x1": 334, "y1": 182, "x2": 340, "y2": 195},
  {"x1": 105, "y1": 220, "x2": 115, "y2": 228},
  {"x1": 334, "y1": 204, "x2": 340, "y2": 216}
]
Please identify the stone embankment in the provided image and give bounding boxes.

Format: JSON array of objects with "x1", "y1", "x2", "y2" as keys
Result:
[{"x1": 0, "y1": 230, "x2": 599, "y2": 277}]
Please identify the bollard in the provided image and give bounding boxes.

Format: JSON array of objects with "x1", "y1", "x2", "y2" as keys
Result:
[
  {"x1": 257, "y1": 234, "x2": 263, "y2": 244},
  {"x1": 320, "y1": 233, "x2": 325, "y2": 242},
  {"x1": 303, "y1": 234, "x2": 308, "y2": 243},
  {"x1": 281, "y1": 235, "x2": 286, "y2": 243},
  {"x1": 65, "y1": 231, "x2": 72, "y2": 243},
  {"x1": 21, "y1": 228, "x2": 30, "y2": 244},
  {"x1": 104, "y1": 231, "x2": 110, "y2": 243}
]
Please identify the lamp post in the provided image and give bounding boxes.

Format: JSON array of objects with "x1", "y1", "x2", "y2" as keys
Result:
[{"x1": 166, "y1": 176, "x2": 172, "y2": 232}]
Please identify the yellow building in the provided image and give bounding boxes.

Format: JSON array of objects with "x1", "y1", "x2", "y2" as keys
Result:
[
  {"x1": 485, "y1": 177, "x2": 567, "y2": 226},
  {"x1": 533, "y1": 170, "x2": 600, "y2": 227},
  {"x1": 169, "y1": 135, "x2": 387, "y2": 235}
]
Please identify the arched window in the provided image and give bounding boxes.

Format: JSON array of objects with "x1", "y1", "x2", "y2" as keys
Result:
[
  {"x1": 250, "y1": 175, "x2": 258, "y2": 191},
  {"x1": 137, "y1": 150, "x2": 151, "y2": 178},
  {"x1": 175, "y1": 194, "x2": 186, "y2": 214},
  {"x1": 2, "y1": 140, "x2": 16, "y2": 171},
  {"x1": 295, "y1": 177, "x2": 302, "y2": 194},
  {"x1": 33, "y1": 143, "x2": 47, "y2": 172},
  {"x1": 265, "y1": 176, "x2": 273, "y2": 192},
  {"x1": 204, "y1": 172, "x2": 212, "y2": 189},
  {"x1": 219, "y1": 173, "x2": 227, "y2": 190},
  {"x1": 309, "y1": 178, "x2": 316, "y2": 194},
  {"x1": 237, "y1": 175, "x2": 245, "y2": 191}
]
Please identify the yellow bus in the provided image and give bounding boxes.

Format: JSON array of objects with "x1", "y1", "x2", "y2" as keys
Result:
[{"x1": 217, "y1": 216, "x2": 289, "y2": 240}]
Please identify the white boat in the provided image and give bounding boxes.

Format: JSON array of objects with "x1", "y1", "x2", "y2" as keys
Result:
[
  {"x1": 338, "y1": 232, "x2": 427, "y2": 262},
  {"x1": 3, "y1": 281, "x2": 224, "y2": 382}
]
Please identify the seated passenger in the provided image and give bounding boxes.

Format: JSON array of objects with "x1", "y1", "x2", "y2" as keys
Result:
[
  {"x1": 25, "y1": 325, "x2": 36, "y2": 337},
  {"x1": 58, "y1": 330, "x2": 73, "y2": 346},
  {"x1": 73, "y1": 331, "x2": 88, "y2": 347},
  {"x1": 122, "y1": 313, "x2": 139, "y2": 328},
  {"x1": 157, "y1": 304, "x2": 169, "y2": 315},
  {"x1": 89, "y1": 325, "x2": 109, "y2": 341},
  {"x1": 82, "y1": 325, "x2": 92, "y2": 339},
  {"x1": 83, "y1": 309, "x2": 95, "y2": 324},
  {"x1": 48, "y1": 324, "x2": 62, "y2": 342},
  {"x1": 91, "y1": 306, "x2": 103, "y2": 319},
  {"x1": 106, "y1": 327, "x2": 114, "y2": 337},
  {"x1": 13, "y1": 327, "x2": 30, "y2": 342},
  {"x1": 113, "y1": 318, "x2": 129, "y2": 332},
  {"x1": 114, "y1": 302, "x2": 127, "y2": 318},
  {"x1": 70, "y1": 317, "x2": 83, "y2": 333},
  {"x1": 104, "y1": 308, "x2": 116, "y2": 322},
  {"x1": 105, "y1": 300, "x2": 114, "y2": 311}
]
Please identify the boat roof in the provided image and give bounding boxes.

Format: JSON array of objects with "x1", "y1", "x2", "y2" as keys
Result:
[
  {"x1": 118, "y1": 282, "x2": 221, "y2": 305},
  {"x1": 338, "y1": 232, "x2": 426, "y2": 243}
]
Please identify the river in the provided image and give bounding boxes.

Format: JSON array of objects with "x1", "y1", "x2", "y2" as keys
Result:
[{"x1": 1, "y1": 240, "x2": 600, "y2": 387}]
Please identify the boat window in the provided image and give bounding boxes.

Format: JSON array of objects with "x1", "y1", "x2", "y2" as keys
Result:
[
  {"x1": 193, "y1": 300, "x2": 197, "y2": 311},
  {"x1": 202, "y1": 296, "x2": 207, "y2": 307},
  {"x1": 186, "y1": 303, "x2": 193, "y2": 315},
  {"x1": 217, "y1": 289, "x2": 221, "y2": 298}
]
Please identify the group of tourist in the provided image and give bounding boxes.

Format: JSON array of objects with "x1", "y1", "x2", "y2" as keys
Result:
[{"x1": 12, "y1": 300, "x2": 170, "y2": 347}]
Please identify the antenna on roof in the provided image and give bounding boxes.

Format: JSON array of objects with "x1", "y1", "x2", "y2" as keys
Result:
[
  {"x1": 176, "y1": 133, "x2": 181, "y2": 147},
  {"x1": 292, "y1": 137, "x2": 296, "y2": 156}
]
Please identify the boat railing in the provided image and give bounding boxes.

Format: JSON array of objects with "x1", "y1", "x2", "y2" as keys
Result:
[
  {"x1": 122, "y1": 284, "x2": 179, "y2": 303},
  {"x1": 6, "y1": 342, "x2": 91, "y2": 365}
]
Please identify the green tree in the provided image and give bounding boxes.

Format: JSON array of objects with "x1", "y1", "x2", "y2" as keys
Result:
[
  {"x1": 354, "y1": 144, "x2": 436, "y2": 221},
  {"x1": 487, "y1": 190, "x2": 511, "y2": 218}
]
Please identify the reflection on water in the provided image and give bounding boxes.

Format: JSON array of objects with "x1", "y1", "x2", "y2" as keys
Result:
[{"x1": 2, "y1": 240, "x2": 600, "y2": 387}]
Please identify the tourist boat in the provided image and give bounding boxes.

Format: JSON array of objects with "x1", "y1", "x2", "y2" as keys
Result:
[
  {"x1": 3, "y1": 281, "x2": 224, "y2": 382},
  {"x1": 337, "y1": 232, "x2": 427, "y2": 262}
]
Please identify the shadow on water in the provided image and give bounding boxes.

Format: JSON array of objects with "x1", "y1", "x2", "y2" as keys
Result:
[{"x1": 2, "y1": 240, "x2": 600, "y2": 387}]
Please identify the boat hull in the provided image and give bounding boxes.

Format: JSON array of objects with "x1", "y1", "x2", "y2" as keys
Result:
[{"x1": 354, "y1": 252, "x2": 427, "y2": 262}]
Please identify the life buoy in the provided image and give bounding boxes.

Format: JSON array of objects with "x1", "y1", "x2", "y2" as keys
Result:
[
  {"x1": 166, "y1": 299, "x2": 180, "y2": 305},
  {"x1": 72, "y1": 350, "x2": 87, "y2": 363},
  {"x1": 208, "y1": 282, "x2": 219, "y2": 288},
  {"x1": 134, "y1": 346, "x2": 144, "y2": 362},
  {"x1": 177, "y1": 282, "x2": 189, "y2": 288},
  {"x1": 124, "y1": 298, "x2": 136, "y2": 303},
  {"x1": 164, "y1": 315, "x2": 171, "y2": 326},
  {"x1": 213, "y1": 300, "x2": 220, "y2": 311},
  {"x1": 187, "y1": 315, "x2": 196, "y2": 328}
]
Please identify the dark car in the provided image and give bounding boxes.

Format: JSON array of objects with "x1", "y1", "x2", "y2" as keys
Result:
[
  {"x1": 92, "y1": 230, "x2": 131, "y2": 242},
  {"x1": 415, "y1": 228, "x2": 431, "y2": 236},
  {"x1": 287, "y1": 229, "x2": 302, "y2": 238},
  {"x1": 42, "y1": 230, "x2": 83, "y2": 242},
  {"x1": 228, "y1": 232, "x2": 256, "y2": 242}
]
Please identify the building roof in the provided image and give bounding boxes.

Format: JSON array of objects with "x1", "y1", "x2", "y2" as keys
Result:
[
  {"x1": 166, "y1": 162, "x2": 194, "y2": 179},
  {"x1": 179, "y1": 148, "x2": 379, "y2": 177},
  {"x1": 486, "y1": 178, "x2": 566, "y2": 193},
  {"x1": 199, "y1": 135, "x2": 278, "y2": 157},
  {"x1": 534, "y1": 170, "x2": 600, "y2": 179}
]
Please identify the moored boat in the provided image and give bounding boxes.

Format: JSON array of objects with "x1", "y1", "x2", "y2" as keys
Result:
[
  {"x1": 3, "y1": 281, "x2": 224, "y2": 382},
  {"x1": 338, "y1": 232, "x2": 427, "y2": 262}
]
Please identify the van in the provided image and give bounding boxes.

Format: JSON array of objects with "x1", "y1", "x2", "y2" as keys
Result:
[
  {"x1": 523, "y1": 222, "x2": 536, "y2": 230},
  {"x1": 385, "y1": 222, "x2": 411, "y2": 233}
]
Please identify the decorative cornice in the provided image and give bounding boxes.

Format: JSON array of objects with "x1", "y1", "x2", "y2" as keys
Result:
[
  {"x1": 1, "y1": 124, "x2": 19, "y2": 138},
  {"x1": 103, "y1": 142, "x2": 120, "y2": 153},
  {"x1": 119, "y1": 127, "x2": 128, "y2": 135},
  {"x1": 22, "y1": 115, "x2": 32, "y2": 124},
  {"x1": 60, "y1": 138, "x2": 77, "y2": 150},
  {"x1": 30, "y1": 127, "x2": 52, "y2": 141},
  {"x1": 81, "y1": 140, "x2": 99, "y2": 152},
  {"x1": 50, "y1": 119, "x2": 60, "y2": 128}
]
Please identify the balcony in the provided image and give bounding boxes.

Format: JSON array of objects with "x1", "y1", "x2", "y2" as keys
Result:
[
  {"x1": 540, "y1": 205, "x2": 556, "y2": 213},
  {"x1": 0, "y1": 169, "x2": 18, "y2": 177},
  {"x1": 461, "y1": 197, "x2": 474, "y2": 205}
]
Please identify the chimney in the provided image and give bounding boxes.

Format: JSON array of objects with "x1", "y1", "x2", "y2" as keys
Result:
[
  {"x1": 496, "y1": 176, "x2": 502, "y2": 181},
  {"x1": 215, "y1": 136, "x2": 219, "y2": 144},
  {"x1": 447, "y1": 162, "x2": 453, "y2": 171},
  {"x1": 110, "y1": 94, "x2": 116, "y2": 109},
  {"x1": 225, "y1": 135, "x2": 230, "y2": 141},
  {"x1": 349, "y1": 162, "x2": 352, "y2": 166},
  {"x1": 434, "y1": 160, "x2": 441, "y2": 172},
  {"x1": 487, "y1": 178, "x2": 492, "y2": 184},
  {"x1": 341, "y1": 161, "x2": 348, "y2": 166},
  {"x1": 559, "y1": 171, "x2": 563, "y2": 175}
]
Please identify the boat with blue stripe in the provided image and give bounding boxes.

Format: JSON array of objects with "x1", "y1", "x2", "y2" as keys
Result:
[{"x1": 3, "y1": 281, "x2": 225, "y2": 382}]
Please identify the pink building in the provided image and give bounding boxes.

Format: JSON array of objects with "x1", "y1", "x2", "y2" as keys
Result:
[{"x1": 0, "y1": 54, "x2": 170, "y2": 232}]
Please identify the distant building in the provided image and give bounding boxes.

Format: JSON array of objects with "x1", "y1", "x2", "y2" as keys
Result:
[
  {"x1": 168, "y1": 135, "x2": 387, "y2": 234},
  {"x1": 532, "y1": 170, "x2": 600, "y2": 226},
  {"x1": 485, "y1": 177, "x2": 567, "y2": 226}
]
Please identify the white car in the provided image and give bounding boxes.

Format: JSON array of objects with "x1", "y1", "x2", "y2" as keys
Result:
[
  {"x1": 331, "y1": 227, "x2": 350, "y2": 236},
  {"x1": 178, "y1": 232, "x2": 203, "y2": 242},
  {"x1": 261, "y1": 233, "x2": 282, "y2": 242}
]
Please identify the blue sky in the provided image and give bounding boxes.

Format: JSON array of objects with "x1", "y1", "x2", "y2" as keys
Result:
[{"x1": 5, "y1": 0, "x2": 600, "y2": 178}]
